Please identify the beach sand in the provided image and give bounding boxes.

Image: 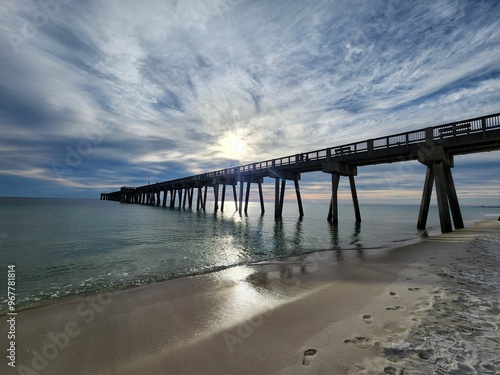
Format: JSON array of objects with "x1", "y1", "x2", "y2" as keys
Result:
[{"x1": 2, "y1": 220, "x2": 499, "y2": 374}]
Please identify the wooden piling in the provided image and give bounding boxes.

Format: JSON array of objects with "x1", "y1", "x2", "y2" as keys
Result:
[
  {"x1": 214, "y1": 184, "x2": 219, "y2": 212},
  {"x1": 182, "y1": 188, "x2": 188, "y2": 208},
  {"x1": 233, "y1": 185, "x2": 238, "y2": 212},
  {"x1": 444, "y1": 166, "x2": 464, "y2": 229},
  {"x1": 221, "y1": 184, "x2": 226, "y2": 212},
  {"x1": 197, "y1": 187, "x2": 202, "y2": 210},
  {"x1": 274, "y1": 178, "x2": 280, "y2": 218},
  {"x1": 258, "y1": 182, "x2": 265, "y2": 214},
  {"x1": 188, "y1": 188, "x2": 194, "y2": 209},
  {"x1": 294, "y1": 180, "x2": 304, "y2": 217},
  {"x1": 278, "y1": 179, "x2": 286, "y2": 217},
  {"x1": 244, "y1": 182, "x2": 251, "y2": 214},
  {"x1": 329, "y1": 173, "x2": 340, "y2": 224},
  {"x1": 349, "y1": 175, "x2": 361, "y2": 222},
  {"x1": 239, "y1": 181, "x2": 244, "y2": 216},
  {"x1": 170, "y1": 189, "x2": 176, "y2": 208},
  {"x1": 417, "y1": 145, "x2": 464, "y2": 233},
  {"x1": 433, "y1": 162, "x2": 453, "y2": 233},
  {"x1": 203, "y1": 186, "x2": 208, "y2": 210},
  {"x1": 417, "y1": 166, "x2": 434, "y2": 229}
]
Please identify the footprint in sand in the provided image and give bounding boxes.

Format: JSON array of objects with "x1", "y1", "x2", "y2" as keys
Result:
[
  {"x1": 362, "y1": 314, "x2": 373, "y2": 325},
  {"x1": 344, "y1": 337, "x2": 373, "y2": 349},
  {"x1": 389, "y1": 292, "x2": 399, "y2": 298},
  {"x1": 302, "y1": 349, "x2": 317, "y2": 366},
  {"x1": 386, "y1": 306, "x2": 405, "y2": 311},
  {"x1": 384, "y1": 366, "x2": 399, "y2": 375},
  {"x1": 408, "y1": 287, "x2": 421, "y2": 291}
]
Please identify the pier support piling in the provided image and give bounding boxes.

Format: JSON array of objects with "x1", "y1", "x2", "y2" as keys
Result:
[
  {"x1": 188, "y1": 188, "x2": 193, "y2": 209},
  {"x1": 417, "y1": 166, "x2": 434, "y2": 230},
  {"x1": 244, "y1": 182, "x2": 250, "y2": 213},
  {"x1": 239, "y1": 181, "x2": 244, "y2": 216},
  {"x1": 293, "y1": 179, "x2": 304, "y2": 217},
  {"x1": 203, "y1": 186, "x2": 208, "y2": 210},
  {"x1": 233, "y1": 185, "x2": 238, "y2": 212},
  {"x1": 327, "y1": 174, "x2": 340, "y2": 224},
  {"x1": 274, "y1": 178, "x2": 280, "y2": 218},
  {"x1": 237, "y1": 176, "x2": 264, "y2": 216},
  {"x1": 214, "y1": 184, "x2": 219, "y2": 212},
  {"x1": 258, "y1": 182, "x2": 265, "y2": 214},
  {"x1": 218, "y1": 179, "x2": 237, "y2": 212},
  {"x1": 170, "y1": 189, "x2": 176, "y2": 208},
  {"x1": 269, "y1": 170, "x2": 300, "y2": 218},
  {"x1": 322, "y1": 161, "x2": 360, "y2": 224},
  {"x1": 349, "y1": 175, "x2": 361, "y2": 222},
  {"x1": 197, "y1": 187, "x2": 202, "y2": 210},
  {"x1": 221, "y1": 184, "x2": 226, "y2": 212},
  {"x1": 178, "y1": 189, "x2": 182, "y2": 208},
  {"x1": 444, "y1": 166, "x2": 464, "y2": 229},
  {"x1": 278, "y1": 179, "x2": 286, "y2": 217},
  {"x1": 182, "y1": 188, "x2": 188, "y2": 208},
  {"x1": 417, "y1": 145, "x2": 464, "y2": 233},
  {"x1": 434, "y1": 162, "x2": 453, "y2": 233}
]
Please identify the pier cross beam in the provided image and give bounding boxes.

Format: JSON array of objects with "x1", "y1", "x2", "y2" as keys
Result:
[
  {"x1": 417, "y1": 145, "x2": 464, "y2": 233},
  {"x1": 321, "y1": 161, "x2": 360, "y2": 224},
  {"x1": 268, "y1": 170, "x2": 302, "y2": 218}
]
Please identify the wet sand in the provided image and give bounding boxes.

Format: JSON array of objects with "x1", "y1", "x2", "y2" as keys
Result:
[{"x1": 1, "y1": 220, "x2": 499, "y2": 374}]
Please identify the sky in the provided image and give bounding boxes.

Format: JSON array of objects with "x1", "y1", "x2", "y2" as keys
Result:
[{"x1": 0, "y1": 0, "x2": 499, "y2": 205}]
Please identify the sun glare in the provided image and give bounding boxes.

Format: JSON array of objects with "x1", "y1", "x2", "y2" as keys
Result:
[
  {"x1": 230, "y1": 137, "x2": 244, "y2": 153},
  {"x1": 219, "y1": 132, "x2": 247, "y2": 160}
]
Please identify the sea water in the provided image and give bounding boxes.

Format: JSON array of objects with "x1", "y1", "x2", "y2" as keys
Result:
[{"x1": 0, "y1": 197, "x2": 498, "y2": 312}]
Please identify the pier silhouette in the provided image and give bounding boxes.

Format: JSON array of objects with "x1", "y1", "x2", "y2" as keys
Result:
[{"x1": 101, "y1": 112, "x2": 500, "y2": 233}]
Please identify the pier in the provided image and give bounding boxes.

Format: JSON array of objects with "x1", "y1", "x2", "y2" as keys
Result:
[{"x1": 101, "y1": 112, "x2": 500, "y2": 233}]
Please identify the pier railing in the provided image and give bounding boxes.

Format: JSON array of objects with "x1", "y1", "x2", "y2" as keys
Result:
[{"x1": 127, "y1": 112, "x2": 500, "y2": 190}]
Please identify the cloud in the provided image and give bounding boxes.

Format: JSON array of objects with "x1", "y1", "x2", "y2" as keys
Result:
[{"x1": 0, "y1": 0, "x2": 499, "y2": 200}]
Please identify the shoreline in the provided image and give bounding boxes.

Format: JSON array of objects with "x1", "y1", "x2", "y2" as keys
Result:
[
  {"x1": 0, "y1": 243, "x2": 388, "y2": 316},
  {"x1": 1, "y1": 199, "x2": 497, "y2": 317},
  {"x1": 1, "y1": 219, "x2": 498, "y2": 374},
  {"x1": 0, "y1": 232, "x2": 427, "y2": 316}
]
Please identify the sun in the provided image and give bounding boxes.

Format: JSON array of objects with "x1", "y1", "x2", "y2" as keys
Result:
[
  {"x1": 229, "y1": 136, "x2": 244, "y2": 153},
  {"x1": 218, "y1": 132, "x2": 247, "y2": 160}
]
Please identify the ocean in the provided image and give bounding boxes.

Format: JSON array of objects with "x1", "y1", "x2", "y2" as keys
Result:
[{"x1": 0, "y1": 197, "x2": 498, "y2": 313}]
